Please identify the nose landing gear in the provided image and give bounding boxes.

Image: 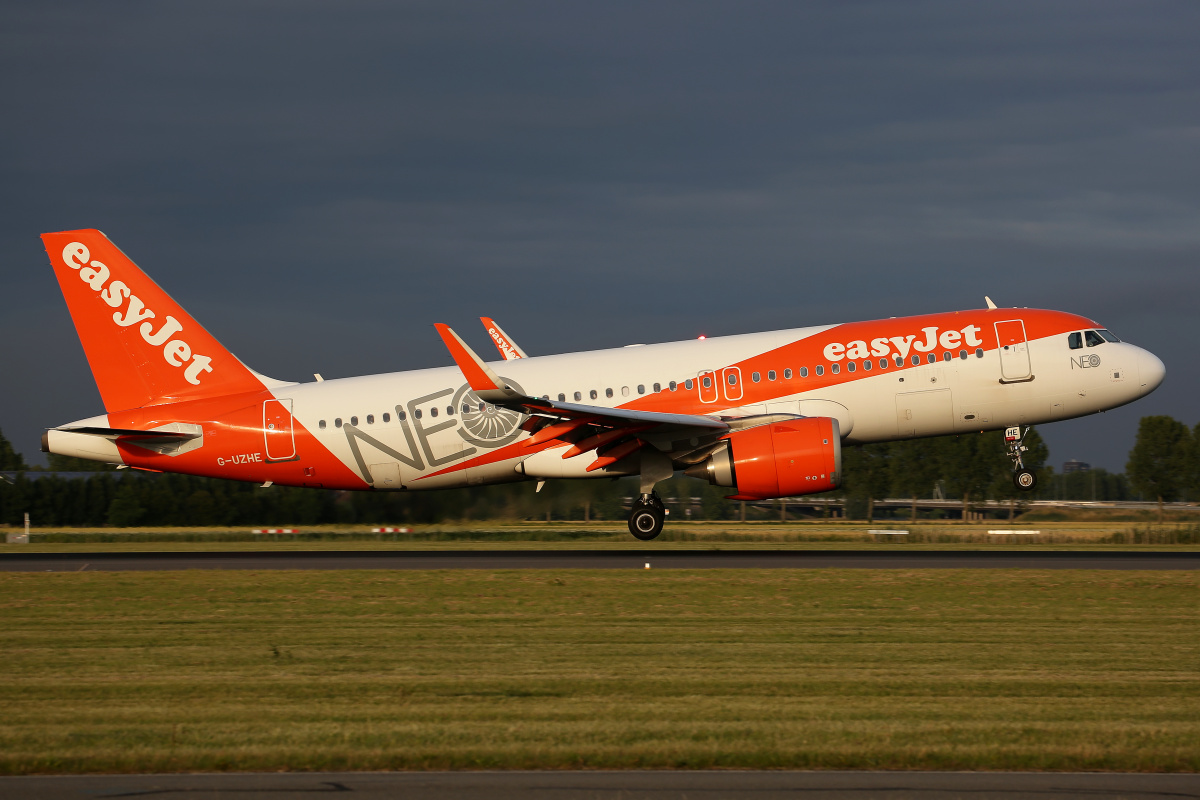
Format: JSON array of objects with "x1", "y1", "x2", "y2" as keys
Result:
[
  {"x1": 628, "y1": 491, "x2": 667, "y2": 540},
  {"x1": 1006, "y1": 426, "x2": 1038, "y2": 491}
]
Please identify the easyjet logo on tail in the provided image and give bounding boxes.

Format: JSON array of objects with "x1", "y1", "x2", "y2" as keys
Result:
[
  {"x1": 487, "y1": 326, "x2": 522, "y2": 360},
  {"x1": 62, "y1": 242, "x2": 214, "y2": 385}
]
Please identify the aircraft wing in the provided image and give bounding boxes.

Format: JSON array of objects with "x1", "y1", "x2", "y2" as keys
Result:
[
  {"x1": 480, "y1": 316, "x2": 528, "y2": 360},
  {"x1": 435, "y1": 324, "x2": 729, "y2": 470}
]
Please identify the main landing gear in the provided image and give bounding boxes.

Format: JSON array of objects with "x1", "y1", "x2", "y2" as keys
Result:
[
  {"x1": 1005, "y1": 426, "x2": 1038, "y2": 491},
  {"x1": 628, "y1": 491, "x2": 667, "y2": 541}
]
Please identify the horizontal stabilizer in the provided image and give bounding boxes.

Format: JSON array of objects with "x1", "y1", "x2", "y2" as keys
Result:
[{"x1": 55, "y1": 426, "x2": 201, "y2": 440}]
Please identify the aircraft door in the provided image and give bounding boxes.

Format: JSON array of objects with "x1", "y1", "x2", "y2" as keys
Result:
[
  {"x1": 994, "y1": 320, "x2": 1032, "y2": 382},
  {"x1": 263, "y1": 398, "x2": 296, "y2": 461},
  {"x1": 368, "y1": 462, "x2": 403, "y2": 489},
  {"x1": 698, "y1": 369, "x2": 719, "y2": 403},
  {"x1": 722, "y1": 367, "x2": 743, "y2": 401}
]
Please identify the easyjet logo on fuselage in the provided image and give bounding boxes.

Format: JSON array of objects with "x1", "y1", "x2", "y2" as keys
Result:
[
  {"x1": 822, "y1": 323, "x2": 985, "y2": 362},
  {"x1": 61, "y1": 242, "x2": 214, "y2": 385}
]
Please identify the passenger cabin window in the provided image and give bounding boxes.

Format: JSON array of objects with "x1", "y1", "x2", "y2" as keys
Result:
[
  {"x1": 879, "y1": 358, "x2": 888, "y2": 369},
  {"x1": 590, "y1": 390, "x2": 598, "y2": 400},
  {"x1": 447, "y1": 405, "x2": 454, "y2": 415},
  {"x1": 814, "y1": 366, "x2": 823, "y2": 376},
  {"x1": 784, "y1": 369, "x2": 793, "y2": 379},
  {"x1": 605, "y1": 388, "x2": 614, "y2": 398},
  {"x1": 702, "y1": 376, "x2": 712, "y2": 388},
  {"x1": 894, "y1": 356, "x2": 904, "y2": 367},
  {"x1": 927, "y1": 353, "x2": 936, "y2": 364},
  {"x1": 942, "y1": 352, "x2": 951, "y2": 361},
  {"x1": 846, "y1": 362, "x2": 855, "y2": 373},
  {"x1": 668, "y1": 381, "x2": 676, "y2": 391},
  {"x1": 463, "y1": 404, "x2": 471, "y2": 414},
  {"x1": 319, "y1": 420, "x2": 326, "y2": 429},
  {"x1": 975, "y1": 348, "x2": 984, "y2": 358},
  {"x1": 574, "y1": 392, "x2": 582, "y2": 401},
  {"x1": 350, "y1": 416, "x2": 358, "y2": 426},
  {"x1": 558, "y1": 393, "x2": 565, "y2": 401},
  {"x1": 638, "y1": 385, "x2": 645, "y2": 394},
  {"x1": 799, "y1": 367, "x2": 808, "y2": 378},
  {"x1": 622, "y1": 387, "x2": 630, "y2": 397},
  {"x1": 685, "y1": 379, "x2": 694, "y2": 390},
  {"x1": 397, "y1": 410, "x2": 407, "y2": 421},
  {"x1": 911, "y1": 355, "x2": 920, "y2": 366},
  {"x1": 366, "y1": 414, "x2": 374, "y2": 424},
  {"x1": 383, "y1": 413, "x2": 390, "y2": 423},
  {"x1": 959, "y1": 350, "x2": 968, "y2": 359},
  {"x1": 751, "y1": 372, "x2": 760, "y2": 382},
  {"x1": 831, "y1": 364, "x2": 840, "y2": 374},
  {"x1": 429, "y1": 408, "x2": 437, "y2": 418},
  {"x1": 415, "y1": 409, "x2": 422, "y2": 419},
  {"x1": 335, "y1": 418, "x2": 342, "y2": 428},
  {"x1": 863, "y1": 360, "x2": 871, "y2": 371},
  {"x1": 728, "y1": 373, "x2": 738, "y2": 386},
  {"x1": 1085, "y1": 330, "x2": 1105, "y2": 347}
]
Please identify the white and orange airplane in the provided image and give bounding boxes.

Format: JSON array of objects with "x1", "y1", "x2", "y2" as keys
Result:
[{"x1": 41, "y1": 229, "x2": 1165, "y2": 539}]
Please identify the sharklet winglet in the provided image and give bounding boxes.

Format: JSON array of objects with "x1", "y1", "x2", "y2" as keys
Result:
[{"x1": 433, "y1": 323, "x2": 518, "y2": 402}]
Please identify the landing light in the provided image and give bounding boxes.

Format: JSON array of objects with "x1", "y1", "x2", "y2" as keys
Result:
[{"x1": 697, "y1": 335, "x2": 706, "y2": 340}]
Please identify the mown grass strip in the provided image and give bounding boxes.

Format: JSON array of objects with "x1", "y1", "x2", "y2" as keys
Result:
[{"x1": 1, "y1": 569, "x2": 1197, "y2": 773}]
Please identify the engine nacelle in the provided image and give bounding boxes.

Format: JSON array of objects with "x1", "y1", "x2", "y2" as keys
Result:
[{"x1": 685, "y1": 417, "x2": 842, "y2": 500}]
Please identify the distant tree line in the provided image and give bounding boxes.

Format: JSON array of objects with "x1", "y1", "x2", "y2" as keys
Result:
[{"x1": 1, "y1": 418, "x2": 1196, "y2": 527}]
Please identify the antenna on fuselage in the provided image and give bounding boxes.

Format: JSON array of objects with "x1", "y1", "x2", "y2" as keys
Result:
[{"x1": 984, "y1": 296, "x2": 998, "y2": 310}]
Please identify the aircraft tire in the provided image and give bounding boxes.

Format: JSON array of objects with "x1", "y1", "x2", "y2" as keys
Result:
[
  {"x1": 628, "y1": 505, "x2": 665, "y2": 540},
  {"x1": 1014, "y1": 469, "x2": 1038, "y2": 491}
]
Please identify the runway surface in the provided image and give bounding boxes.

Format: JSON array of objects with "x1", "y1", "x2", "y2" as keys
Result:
[
  {"x1": 2, "y1": 549, "x2": 1197, "y2": 571},
  {"x1": 2, "y1": 771, "x2": 1199, "y2": 799}
]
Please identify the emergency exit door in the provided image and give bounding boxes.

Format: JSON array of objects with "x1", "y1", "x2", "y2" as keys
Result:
[
  {"x1": 994, "y1": 319, "x2": 1032, "y2": 382},
  {"x1": 263, "y1": 398, "x2": 296, "y2": 461}
]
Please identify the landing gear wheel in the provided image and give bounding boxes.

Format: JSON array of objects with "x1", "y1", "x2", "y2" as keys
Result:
[
  {"x1": 1014, "y1": 469, "x2": 1037, "y2": 491},
  {"x1": 628, "y1": 505, "x2": 665, "y2": 541}
]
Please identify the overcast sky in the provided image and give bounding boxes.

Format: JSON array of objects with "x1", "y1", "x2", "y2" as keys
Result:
[{"x1": 2, "y1": 1, "x2": 1197, "y2": 471}]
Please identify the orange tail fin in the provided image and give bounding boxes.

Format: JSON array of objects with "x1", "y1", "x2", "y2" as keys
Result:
[{"x1": 42, "y1": 229, "x2": 266, "y2": 412}]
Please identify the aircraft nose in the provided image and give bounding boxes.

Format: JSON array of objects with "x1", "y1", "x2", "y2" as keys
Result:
[{"x1": 1137, "y1": 348, "x2": 1166, "y2": 394}]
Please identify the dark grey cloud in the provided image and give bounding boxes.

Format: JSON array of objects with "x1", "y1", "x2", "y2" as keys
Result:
[{"x1": 2, "y1": 1, "x2": 1197, "y2": 470}]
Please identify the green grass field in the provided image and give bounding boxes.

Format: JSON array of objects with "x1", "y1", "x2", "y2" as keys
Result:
[{"x1": 1, "y1": 568, "x2": 1197, "y2": 773}]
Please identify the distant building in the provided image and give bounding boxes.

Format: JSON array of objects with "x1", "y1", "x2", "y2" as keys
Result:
[{"x1": 1062, "y1": 459, "x2": 1091, "y2": 474}]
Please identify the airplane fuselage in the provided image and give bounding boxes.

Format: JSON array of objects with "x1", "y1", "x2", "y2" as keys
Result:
[{"x1": 48, "y1": 307, "x2": 1165, "y2": 492}]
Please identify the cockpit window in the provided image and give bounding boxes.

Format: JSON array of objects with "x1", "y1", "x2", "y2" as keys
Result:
[
  {"x1": 1084, "y1": 330, "x2": 1105, "y2": 347},
  {"x1": 1097, "y1": 329, "x2": 1120, "y2": 343},
  {"x1": 1068, "y1": 332, "x2": 1082, "y2": 350}
]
